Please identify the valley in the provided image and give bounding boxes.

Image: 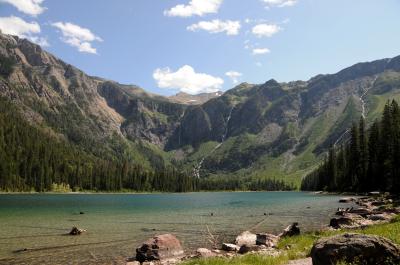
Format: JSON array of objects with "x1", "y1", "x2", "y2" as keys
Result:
[{"x1": 1, "y1": 32, "x2": 400, "y2": 190}]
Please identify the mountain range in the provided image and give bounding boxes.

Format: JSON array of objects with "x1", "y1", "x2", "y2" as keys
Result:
[{"x1": 1, "y1": 32, "x2": 400, "y2": 185}]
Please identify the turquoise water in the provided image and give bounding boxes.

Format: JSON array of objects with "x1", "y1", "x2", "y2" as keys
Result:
[{"x1": 0, "y1": 192, "x2": 353, "y2": 264}]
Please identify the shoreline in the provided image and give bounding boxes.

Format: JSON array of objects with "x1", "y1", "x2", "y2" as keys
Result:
[
  {"x1": 0, "y1": 190, "x2": 368, "y2": 195},
  {"x1": 133, "y1": 194, "x2": 400, "y2": 265},
  {"x1": 0, "y1": 190, "x2": 304, "y2": 195}
]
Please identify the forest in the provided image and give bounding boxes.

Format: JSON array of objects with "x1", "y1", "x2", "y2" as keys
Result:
[
  {"x1": 301, "y1": 99, "x2": 400, "y2": 193},
  {"x1": 0, "y1": 97, "x2": 293, "y2": 192}
]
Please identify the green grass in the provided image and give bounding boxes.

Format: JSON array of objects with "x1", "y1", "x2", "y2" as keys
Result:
[
  {"x1": 182, "y1": 215, "x2": 400, "y2": 265},
  {"x1": 183, "y1": 254, "x2": 289, "y2": 265}
]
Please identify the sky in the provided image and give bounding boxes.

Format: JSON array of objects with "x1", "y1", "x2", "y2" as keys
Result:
[{"x1": 0, "y1": 0, "x2": 400, "y2": 96}]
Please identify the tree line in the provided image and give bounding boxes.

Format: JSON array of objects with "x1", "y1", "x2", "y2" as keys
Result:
[
  {"x1": 0, "y1": 96, "x2": 293, "y2": 192},
  {"x1": 301, "y1": 99, "x2": 400, "y2": 193}
]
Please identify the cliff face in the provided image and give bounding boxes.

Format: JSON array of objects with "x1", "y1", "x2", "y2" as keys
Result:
[{"x1": 1, "y1": 32, "x2": 400, "y2": 181}]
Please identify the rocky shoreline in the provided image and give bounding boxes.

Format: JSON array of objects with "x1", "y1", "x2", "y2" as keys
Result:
[{"x1": 125, "y1": 194, "x2": 400, "y2": 265}]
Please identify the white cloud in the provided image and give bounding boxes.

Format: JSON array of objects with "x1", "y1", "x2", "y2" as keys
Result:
[
  {"x1": 52, "y1": 22, "x2": 102, "y2": 54},
  {"x1": 252, "y1": 23, "x2": 281, "y2": 37},
  {"x1": 187, "y1": 20, "x2": 240, "y2": 35},
  {"x1": 153, "y1": 65, "x2": 223, "y2": 94},
  {"x1": 225, "y1": 71, "x2": 242, "y2": 84},
  {"x1": 0, "y1": 16, "x2": 40, "y2": 36},
  {"x1": 252, "y1": 48, "x2": 270, "y2": 55},
  {"x1": 164, "y1": 0, "x2": 223, "y2": 17},
  {"x1": 0, "y1": 0, "x2": 46, "y2": 16},
  {"x1": 262, "y1": 0, "x2": 297, "y2": 8},
  {"x1": 0, "y1": 16, "x2": 48, "y2": 46}
]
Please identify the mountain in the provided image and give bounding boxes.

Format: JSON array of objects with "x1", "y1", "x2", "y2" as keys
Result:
[
  {"x1": 1, "y1": 32, "x2": 400, "y2": 186},
  {"x1": 169, "y1": 91, "x2": 223, "y2": 105}
]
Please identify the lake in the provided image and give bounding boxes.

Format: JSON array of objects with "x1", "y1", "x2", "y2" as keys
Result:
[{"x1": 0, "y1": 192, "x2": 353, "y2": 264}]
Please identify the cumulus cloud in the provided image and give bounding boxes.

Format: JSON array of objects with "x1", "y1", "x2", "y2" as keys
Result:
[
  {"x1": 153, "y1": 65, "x2": 224, "y2": 94},
  {"x1": 225, "y1": 71, "x2": 242, "y2": 84},
  {"x1": 52, "y1": 22, "x2": 102, "y2": 54},
  {"x1": 262, "y1": 0, "x2": 297, "y2": 8},
  {"x1": 252, "y1": 23, "x2": 281, "y2": 37},
  {"x1": 164, "y1": 0, "x2": 223, "y2": 17},
  {"x1": 252, "y1": 48, "x2": 270, "y2": 55},
  {"x1": 187, "y1": 20, "x2": 240, "y2": 35},
  {"x1": 0, "y1": 0, "x2": 47, "y2": 16},
  {"x1": 0, "y1": 16, "x2": 48, "y2": 46}
]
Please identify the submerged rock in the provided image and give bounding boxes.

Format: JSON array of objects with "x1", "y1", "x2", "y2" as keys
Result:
[
  {"x1": 311, "y1": 233, "x2": 400, "y2": 265},
  {"x1": 69, "y1": 227, "x2": 86, "y2": 235},
  {"x1": 136, "y1": 234, "x2": 184, "y2": 262}
]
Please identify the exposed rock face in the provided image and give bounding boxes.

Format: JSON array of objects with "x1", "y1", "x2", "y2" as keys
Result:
[
  {"x1": 169, "y1": 91, "x2": 223, "y2": 105},
  {"x1": 311, "y1": 233, "x2": 400, "y2": 265},
  {"x1": 235, "y1": 231, "x2": 257, "y2": 247},
  {"x1": 136, "y1": 234, "x2": 184, "y2": 262},
  {"x1": 2, "y1": 32, "x2": 400, "y2": 180}
]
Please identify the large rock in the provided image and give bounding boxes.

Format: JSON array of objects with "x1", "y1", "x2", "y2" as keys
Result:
[
  {"x1": 348, "y1": 207, "x2": 373, "y2": 216},
  {"x1": 279, "y1": 222, "x2": 300, "y2": 237},
  {"x1": 69, "y1": 227, "x2": 86, "y2": 235},
  {"x1": 311, "y1": 233, "x2": 400, "y2": 265},
  {"x1": 235, "y1": 231, "x2": 257, "y2": 246},
  {"x1": 330, "y1": 213, "x2": 373, "y2": 229},
  {"x1": 339, "y1": 197, "x2": 355, "y2": 203},
  {"x1": 196, "y1": 248, "x2": 216, "y2": 258},
  {"x1": 256, "y1": 233, "x2": 279, "y2": 247},
  {"x1": 222, "y1": 243, "x2": 240, "y2": 252},
  {"x1": 238, "y1": 244, "x2": 266, "y2": 254},
  {"x1": 136, "y1": 234, "x2": 184, "y2": 262}
]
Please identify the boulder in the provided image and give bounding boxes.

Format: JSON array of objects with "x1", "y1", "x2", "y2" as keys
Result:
[
  {"x1": 339, "y1": 197, "x2": 355, "y2": 203},
  {"x1": 238, "y1": 244, "x2": 265, "y2": 254},
  {"x1": 348, "y1": 207, "x2": 373, "y2": 216},
  {"x1": 69, "y1": 227, "x2": 86, "y2": 235},
  {"x1": 221, "y1": 243, "x2": 240, "y2": 252},
  {"x1": 126, "y1": 262, "x2": 140, "y2": 265},
  {"x1": 311, "y1": 233, "x2": 400, "y2": 265},
  {"x1": 196, "y1": 248, "x2": 216, "y2": 258},
  {"x1": 329, "y1": 213, "x2": 372, "y2": 229},
  {"x1": 136, "y1": 234, "x2": 184, "y2": 262},
  {"x1": 368, "y1": 213, "x2": 395, "y2": 221},
  {"x1": 235, "y1": 231, "x2": 257, "y2": 246},
  {"x1": 279, "y1": 223, "x2": 300, "y2": 237},
  {"x1": 256, "y1": 233, "x2": 279, "y2": 247}
]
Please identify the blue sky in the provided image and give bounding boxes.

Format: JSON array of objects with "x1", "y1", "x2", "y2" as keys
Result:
[{"x1": 0, "y1": 0, "x2": 400, "y2": 95}]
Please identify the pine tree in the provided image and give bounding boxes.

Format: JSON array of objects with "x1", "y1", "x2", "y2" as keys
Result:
[{"x1": 358, "y1": 117, "x2": 368, "y2": 191}]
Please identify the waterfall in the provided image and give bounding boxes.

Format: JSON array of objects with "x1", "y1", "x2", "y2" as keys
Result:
[
  {"x1": 334, "y1": 76, "x2": 378, "y2": 146},
  {"x1": 193, "y1": 107, "x2": 234, "y2": 178}
]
